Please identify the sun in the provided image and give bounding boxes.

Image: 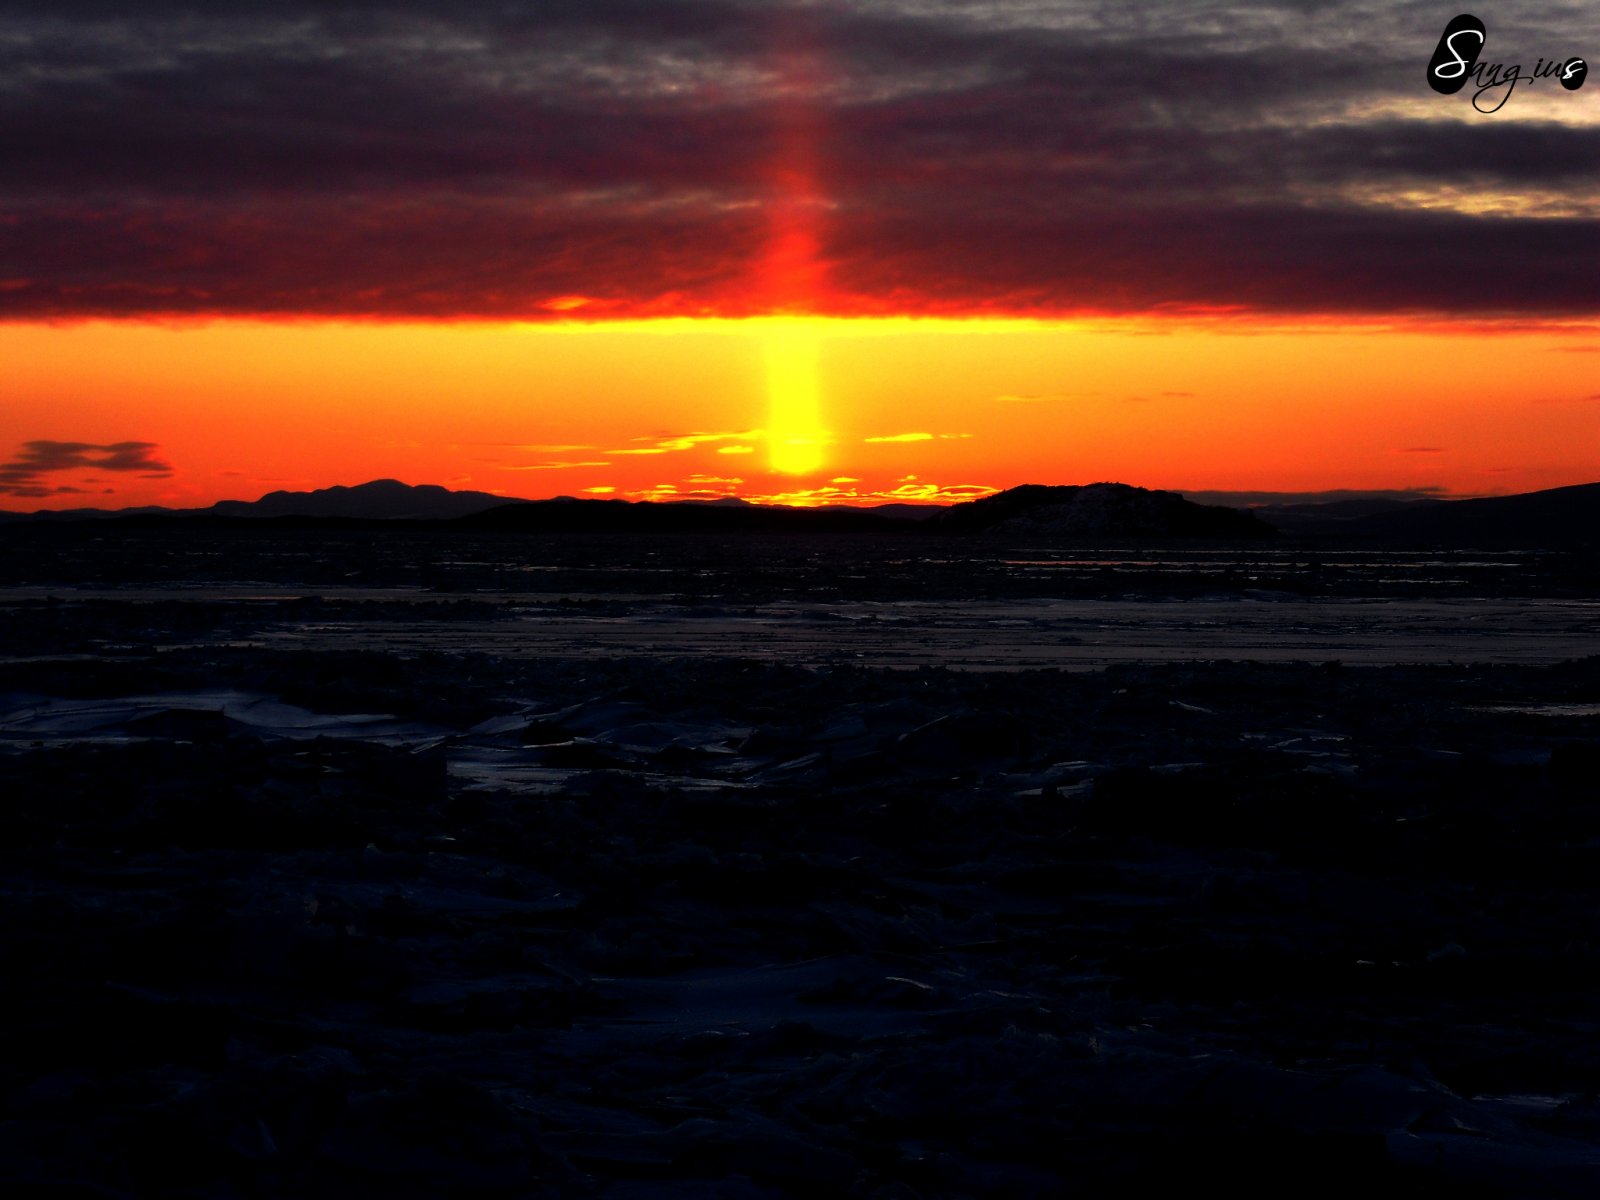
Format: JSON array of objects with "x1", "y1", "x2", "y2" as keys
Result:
[{"x1": 763, "y1": 321, "x2": 827, "y2": 474}]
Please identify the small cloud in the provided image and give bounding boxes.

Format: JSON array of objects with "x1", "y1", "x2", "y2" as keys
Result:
[
  {"x1": 624, "y1": 483, "x2": 685, "y2": 501},
  {"x1": 993, "y1": 392, "x2": 1091, "y2": 403},
  {"x1": 831, "y1": 476, "x2": 860, "y2": 484},
  {"x1": 685, "y1": 475, "x2": 742, "y2": 485},
  {"x1": 0, "y1": 439, "x2": 173, "y2": 496},
  {"x1": 507, "y1": 460, "x2": 613, "y2": 470},
  {"x1": 541, "y1": 295, "x2": 596, "y2": 311},
  {"x1": 610, "y1": 431, "x2": 758, "y2": 456},
  {"x1": 864, "y1": 431, "x2": 971, "y2": 443},
  {"x1": 98, "y1": 444, "x2": 173, "y2": 473},
  {"x1": 583, "y1": 486, "x2": 616, "y2": 494},
  {"x1": 717, "y1": 445, "x2": 756, "y2": 455}
]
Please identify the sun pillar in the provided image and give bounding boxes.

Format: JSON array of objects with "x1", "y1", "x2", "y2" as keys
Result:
[
  {"x1": 760, "y1": 20, "x2": 830, "y2": 476},
  {"x1": 765, "y1": 323, "x2": 825, "y2": 474}
]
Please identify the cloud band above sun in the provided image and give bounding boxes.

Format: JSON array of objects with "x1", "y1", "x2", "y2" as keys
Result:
[{"x1": 2, "y1": 1, "x2": 1597, "y2": 323}]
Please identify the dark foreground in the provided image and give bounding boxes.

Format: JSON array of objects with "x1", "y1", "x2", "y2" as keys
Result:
[{"x1": 4, "y1": 529, "x2": 1600, "y2": 1197}]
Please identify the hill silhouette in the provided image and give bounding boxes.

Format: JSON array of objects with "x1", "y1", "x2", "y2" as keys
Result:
[
  {"x1": 209, "y1": 479, "x2": 520, "y2": 520},
  {"x1": 930, "y1": 483, "x2": 1274, "y2": 538},
  {"x1": 0, "y1": 479, "x2": 524, "y2": 523},
  {"x1": 1340, "y1": 482, "x2": 1600, "y2": 545}
]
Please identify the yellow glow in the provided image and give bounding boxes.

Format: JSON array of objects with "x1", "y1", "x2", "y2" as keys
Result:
[{"x1": 764, "y1": 322, "x2": 827, "y2": 474}]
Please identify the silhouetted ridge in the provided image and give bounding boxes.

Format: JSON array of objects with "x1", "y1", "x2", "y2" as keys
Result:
[
  {"x1": 8, "y1": 479, "x2": 1598, "y2": 545},
  {"x1": 929, "y1": 483, "x2": 1274, "y2": 538},
  {"x1": 210, "y1": 479, "x2": 520, "y2": 520},
  {"x1": 1341, "y1": 482, "x2": 1600, "y2": 545},
  {"x1": 0, "y1": 481, "x2": 935, "y2": 525}
]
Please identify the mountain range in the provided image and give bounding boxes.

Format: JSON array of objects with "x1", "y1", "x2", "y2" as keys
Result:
[
  {"x1": 0, "y1": 479, "x2": 1264, "y2": 538},
  {"x1": 0, "y1": 479, "x2": 516, "y2": 523},
  {"x1": 0, "y1": 479, "x2": 941, "y2": 525},
  {"x1": 3, "y1": 477, "x2": 1598, "y2": 545}
]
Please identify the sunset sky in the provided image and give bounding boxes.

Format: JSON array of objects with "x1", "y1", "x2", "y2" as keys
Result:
[{"x1": 2, "y1": 1, "x2": 1597, "y2": 510}]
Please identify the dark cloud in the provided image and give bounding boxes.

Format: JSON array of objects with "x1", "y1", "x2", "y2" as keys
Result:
[
  {"x1": 0, "y1": 440, "x2": 173, "y2": 495},
  {"x1": 1, "y1": 2, "x2": 1597, "y2": 319}
]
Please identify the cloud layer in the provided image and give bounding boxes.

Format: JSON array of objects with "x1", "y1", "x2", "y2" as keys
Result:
[{"x1": 2, "y1": 1, "x2": 1597, "y2": 320}]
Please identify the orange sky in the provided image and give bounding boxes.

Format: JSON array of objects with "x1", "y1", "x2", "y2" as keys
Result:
[
  {"x1": 4, "y1": 4, "x2": 1596, "y2": 511},
  {"x1": 3, "y1": 315, "x2": 1596, "y2": 511}
]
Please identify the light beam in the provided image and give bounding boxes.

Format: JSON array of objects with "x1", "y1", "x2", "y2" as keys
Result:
[{"x1": 765, "y1": 322, "x2": 826, "y2": 474}]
